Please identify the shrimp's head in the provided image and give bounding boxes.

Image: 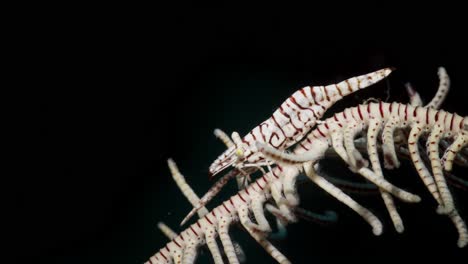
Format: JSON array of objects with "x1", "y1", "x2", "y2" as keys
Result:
[{"x1": 208, "y1": 142, "x2": 258, "y2": 178}]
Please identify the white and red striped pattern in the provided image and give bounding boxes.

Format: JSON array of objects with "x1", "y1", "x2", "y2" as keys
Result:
[
  {"x1": 209, "y1": 68, "x2": 394, "y2": 178},
  {"x1": 146, "y1": 164, "x2": 301, "y2": 264},
  {"x1": 259, "y1": 102, "x2": 468, "y2": 248},
  {"x1": 184, "y1": 68, "x2": 394, "y2": 226}
]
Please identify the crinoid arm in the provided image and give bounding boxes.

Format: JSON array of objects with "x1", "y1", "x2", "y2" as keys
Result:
[
  {"x1": 280, "y1": 101, "x2": 467, "y2": 246},
  {"x1": 304, "y1": 162, "x2": 383, "y2": 236},
  {"x1": 427, "y1": 67, "x2": 450, "y2": 109},
  {"x1": 258, "y1": 135, "x2": 421, "y2": 203},
  {"x1": 167, "y1": 158, "x2": 209, "y2": 217},
  {"x1": 147, "y1": 159, "x2": 308, "y2": 263}
]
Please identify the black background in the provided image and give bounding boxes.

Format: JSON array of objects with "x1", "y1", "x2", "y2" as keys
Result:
[{"x1": 24, "y1": 9, "x2": 468, "y2": 264}]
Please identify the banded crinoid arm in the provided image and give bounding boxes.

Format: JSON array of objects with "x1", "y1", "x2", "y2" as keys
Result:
[
  {"x1": 386, "y1": 67, "x2": 450, "y2": 168},
  {"x1": 164, "y1": 158, "x2": 250, "y2": 263},
  {"x1": 405, "y1": 67, "x2": 450, "y2": 109},
  {"x1": 146, "y1": 166, "x2": 300, "y2": 264},
  {"x1": 168, "y1": 159, "x2": 209, "y2": 217},
  {"x1": 397, "y1": 67, "x2": 466, "y2": 209},
  {"x1": 322, "y1": 137, "x2": 468, "y2": 193},
  {"x1": 403, "y1": 67, "x2": 468, "y2": 170},
  {"x1": 255, "y1": 141, "x2": 384, "y2": 236},
  {"x1": 166, "y1": 159, "x2": 224, "y2": 263},
  {"x1": 406, "y1": 83, "x2": 423, "y2": 107},
  {"x1": 259, "y1": 102, "x2": 468, "y2": 247},
  {"x1": 157, "y1": 222, "x2": 178, "y2": 240},
  {"x1": 209, "y1": 68, "x2": 394, "y2": 178},
  {"x1": 428, "y1": 67, "x2": 450, "y2": 109}
]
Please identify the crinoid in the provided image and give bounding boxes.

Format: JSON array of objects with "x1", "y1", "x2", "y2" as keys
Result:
[{"x1": 145, "y1": 67, "x2": 467, "y2": 264}]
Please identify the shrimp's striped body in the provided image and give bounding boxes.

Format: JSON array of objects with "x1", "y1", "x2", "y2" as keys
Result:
[
  {"x1": 183, "y1": 69, "x2": 394, "y2": 225},
  {"x1": 209, "y1": 68, "x2": 394, "y2": 177}
]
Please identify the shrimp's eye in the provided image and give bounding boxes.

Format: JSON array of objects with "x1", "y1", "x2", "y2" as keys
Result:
[{"x1": 235, "y1": 148, "x2": 244, "y2": 158}]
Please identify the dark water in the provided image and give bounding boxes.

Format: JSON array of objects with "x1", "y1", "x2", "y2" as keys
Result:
[{"x1": 23, "y1": 10, "x2": 468, "y2": 264}]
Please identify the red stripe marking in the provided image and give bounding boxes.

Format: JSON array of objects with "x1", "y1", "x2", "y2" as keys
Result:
[
  {"x1": 159, "y1": 252, "x2": 168, "y2": 261},
  {"x1": 435, "y1": 111, "x2": 439, "y2": 122},
  {"x1": 245, "y1": 152, "x2": 254, "y2": 160},
  {"x1": 317, "y1": 126, "x2": 326, "y2": 137},
  {"x1": 290, "y1": 117, "x2": 302, "y2": 131},
  {"x1": 271, "y1": 170, "x2": 279, "y2": 179},
  {"x1": 261, "y1": 175, "x2": 268, "y2": 183},
  {"x1": 211, "y1": 210, "x2": 217, "y2": 217},
  {"x1": 277, "y1": 166, "x2": 283, "y2": 172},
  {"x1": 300, "y1": 142, "x2": 309, "y2": 150},
  {"x1": 336, "y1": 84, "x2": 343, "y2": 97},
  {"x1": 300, "y1": 87, "x2": 307, "y2": 97},
  {"x1": 190, "y1": 226, "x2": 199, "y2": 236},
  {"x1": 343, "y1": 111, "x2": 347, "y2": 119},
  {"x1": 398, "y1": 103, "x2": 401, "y2": 117},
  {"x1": 367, "y1": 103, "x2": 371, "y2": 113},
  {"x1": 345, "y1": 80, "x2": 353, "y2": 92},
  {"x1": 311, "y1": 87, "x2": 317, "y2": 102},
  {"x1": 311, "y1": 109, "x2": 318, "y2": 119},
  {"x1": 387, "y1": 102, "x2": 392, "y2": 114},
  {"x1": 256, "y1": 181, "x2": 264, "y2": 190},
  {"x1": 279, "y1": 105, "x2": 291, "y2": 119},
  {"x1": 389, "y1": 103, "x2": 393, "y2": 113},
  {"x1": 450, "y1": 114, "x2": 455, "y2": 130},
  {"x1": 165, "y1": 245, "x2": 170, "y2": 252},
  {"x1": 324, "y1": 123, "x2": 329, "y2": 129},
  {"x1": 222, "y1": 203, "x2": 231, "y2": 213},
  {"x1": 250, "y1": 131, "x2": 257, "y2": 141},
  {"x1": 290, "y1": 96, "x2": 308, "y2": 109},
  {"x1": 357, "y1": 105, "x2": 363, "y2": 120},
  {"x1": 379, "y1": 101, "x2": 384, "y2": 118},
  {"x1": 205, "y1": 215, "x2": 213, "y2": 225},
  {"x1": 180, "y1": 234, "x2": 185, "y2": 240},
  {"x1": 237, "y1": 193, "x2": 247, "y2": 203},
  {"x1": 244, "y1": 187, "x2": 250, "y2": 195},
  {"x1": 334, "y1": 114, "x2": 339, "y2": 122},
  {"x1": 424, "y1": 108, "x2": 429, "y2": 124},
  {"x1": 459, "y1": 118, "x2": 464, "y2": 130},
  {"x1": 404, "y1": 105, "x2": 408, "y2": 121},
  {"x1": 173, "y1": 239, "x2": 181, "y2": 248},
  {"x1": 229, "y1": 198, "x2": 234, "y2": 206},
  {"x1": 413, "y1": 106, "x2": 418, "y2": 117},
  {"x1": 260, "y1": 123, "x2": 267, "y2": 142},
  {"x1": 196, "y1": 221, "x2": 201, "y2": 228},
  {"x1": 270, "y1": 116, "x2": 286, "y2": 148},
  {"x1": 324, "y1": 86, "x2": 330, "y2": 101},
  {"x1": 349, "y1": 106, "x2": 357, "y2": 120}
]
